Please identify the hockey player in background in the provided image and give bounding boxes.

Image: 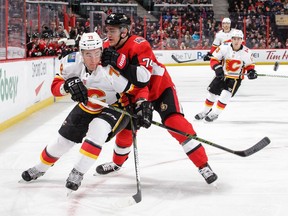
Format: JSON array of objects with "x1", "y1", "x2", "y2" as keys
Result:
[
  {"x1": 203, "y1": 17, "x2": 236, "y2": 61},
  {"x1": 195, "y1": 29, "x2": 258, "y2": 122},
  {"x1": 95, "y1": 13, "x2": 218, "y2": 184},
  {"x1": 21, "y1": 32, "x2": 152, "y2": 192}
]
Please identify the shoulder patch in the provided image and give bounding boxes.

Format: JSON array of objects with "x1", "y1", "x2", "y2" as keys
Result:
[
  {"x1": 67, "y1": 53, "x2": 76, "y2": 63},
  {"x1": 134, "y1": 37, "x2": 146, "y2": 44}
]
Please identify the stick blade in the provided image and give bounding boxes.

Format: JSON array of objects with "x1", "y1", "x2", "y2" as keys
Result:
[
  {"x1": 171, "y1": 54, "x2": 180, "y2": 63},
  {"x1": 236, "y1": 137, "x2": 271, "y2": 157},
  {"x1": 113, "y1": 192, "x2": 141, "y2": 208}
]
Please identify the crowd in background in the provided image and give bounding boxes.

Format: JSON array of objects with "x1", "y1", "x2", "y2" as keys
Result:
[{"x1": 25, "y1": 0, "x2": 288, "y2": 58}]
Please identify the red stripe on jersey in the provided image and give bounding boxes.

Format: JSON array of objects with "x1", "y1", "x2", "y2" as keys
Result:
[
  {"x1": 51, "y1": 76, "x2": 65, "y2": 96},
  {"x1": 210, "y1": 45, "x2": 217, "y2": 53},
  {"x1": 245, "y1": 65, "x2": 255, "y2": 72},
  {"x1": 40, "y1": 148, "x2": 58, "y2": 165},
  {"x1": 205, "y1": 99, "x2": 214, "y2": 107},
  {"x1": 210, "y1": 58, "x2": 221, "y2": 69},
  {"x1": 80, "y1": 140, "x2": 102, "y2": 158},
  {"x1": 216, "y1": 100, "x2": 226, "y2": 110}
]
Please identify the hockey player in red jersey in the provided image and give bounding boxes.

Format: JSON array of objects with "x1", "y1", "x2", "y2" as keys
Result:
[
  {"x1": 195, "y1": 29, "x2": 257, "y2": 122},
  {"x1": 21, "y1": 32, "x2": 152, "y2": 192},
  {"x1": 96, "y1": 13, "x2": 217, "y2": 184}
]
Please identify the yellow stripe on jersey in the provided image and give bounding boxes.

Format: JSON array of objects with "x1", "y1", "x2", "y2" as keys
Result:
[
  {"x1": 79, "y1": 103, "x2": 102, "y2": 114},
  {"x1": 79, "y1": 148, "x2": 99, "y2": 159}
]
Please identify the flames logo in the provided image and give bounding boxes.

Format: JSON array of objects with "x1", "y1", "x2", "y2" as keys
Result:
[
  {"x1": 225, "y1": 59, "x2": 242, "y2": 72},
  {"x1": 87, "y1": 88, "x2": 106, "y2": 110}
]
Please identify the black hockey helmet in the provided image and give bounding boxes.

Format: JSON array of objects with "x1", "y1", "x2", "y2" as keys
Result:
[
  {"x1": 32, "y1": 32, "x2": 40, "y2": 39},
  {"x1": 105, "y1": 13, "x2": 131, "y2": 27}
]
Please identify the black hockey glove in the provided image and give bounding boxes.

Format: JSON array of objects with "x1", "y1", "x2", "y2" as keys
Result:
[
  {"x1": 203, "y1": 52, "x2": 213, "y2": 61},
  {"x1": 101, "y1": 47, "x2": 129, "y2": 73},
  {"x1": 64, "y1": 77, "x2": 88, "y2": 105},
  {"x1": 213, "y1": 64, "x2": 224, "y2": 78},
  {"x1": 247, "y1": 69, "x2": 257, "y2": 80},
  {"x1": 134, "y1": 99, "x2": 153, "y2": 129}
]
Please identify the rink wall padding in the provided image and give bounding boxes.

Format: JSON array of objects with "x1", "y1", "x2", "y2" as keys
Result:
[{"x1": 0, "y1": 57, "x2": 58, "y2": 131}]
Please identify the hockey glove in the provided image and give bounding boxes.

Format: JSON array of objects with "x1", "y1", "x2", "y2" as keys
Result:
[
  {"x1": 213, "y1": 64, "x2": 224, "y2": 78},
  {"x1": 203, "y1": 52, "x2": 213, "y2": 61},
  {"x1": 101, "y1": 48, "x2": 129, "y2": 72},
  {"x1": 64, "y1": 77, "x2": 88, "y2": 105},
  {"x1": 134, "y1": 99, "x2": 153, "y2": 129},
  {"x1": 247, "y1": 69, "x2": 257, "y2": 80}
]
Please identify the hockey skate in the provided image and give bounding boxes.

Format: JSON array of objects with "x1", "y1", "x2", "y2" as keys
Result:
[
  {"x1": 95, "y1": 162, "x2": 121, "y2": 175},
  {"x1": 204, "y1": 112, "x2": 218, "y2": 122},
  {"x1": 199, "y1": 163, "x2": 218, "y2": 184},
  {"x1": 194, "y1": 109, "x2": 211, "y2": 120},
  {"x1": 21, "y1": 167, "x2": 45, "y2": 182},
  {"x1": 66, "y1": 168, "x2": 84, "y2": 192}
]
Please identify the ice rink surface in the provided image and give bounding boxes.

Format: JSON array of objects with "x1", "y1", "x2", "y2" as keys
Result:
[{"x1": 1, "y1": 64, "x2": 288, "y2": 216}]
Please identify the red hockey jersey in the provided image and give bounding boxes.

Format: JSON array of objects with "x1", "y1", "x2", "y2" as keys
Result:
[{"x1": 104, "y1": 35, "x2": 175, "y2": 101}]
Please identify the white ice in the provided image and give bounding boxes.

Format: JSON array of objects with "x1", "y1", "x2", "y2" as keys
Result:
[{"x1": 1, "y1": 65, "x2": 288, "y2": 216}]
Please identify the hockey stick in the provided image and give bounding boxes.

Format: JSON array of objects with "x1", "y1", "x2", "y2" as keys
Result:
[
  {"x1": 114, "y1": 116, "x2": 142, "y2": 207},
  {"x1": 88, "y1": 98, "x2": 271, "y2": 157},
  {"x1": 228, "y1": 73, "x2": 288, "y2": 78},
  {"x1": 171, "y1": 54, "x2": 197, "y2": 63},
  {"x1": 151, "y1": 121, "x2": 270, "y2": 157},
  {"x1": 130, "y1": 116, "x2": 142, "y2": 204},
  {"x1": 257, "y1": 74, "x2": 288, "y2": 78}
]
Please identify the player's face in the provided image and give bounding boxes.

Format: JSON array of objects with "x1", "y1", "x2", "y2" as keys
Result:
[
  {"x1": 82, "y1": 48, "x2": 102, "y2": 71},
  {"x1": 231, "y1": 37, "x2": 242, "y2": 50},
  {"x1": 105, "y1": 26, "x2": 121, "y2": 47},
  {"x1": 222, "y1": 22, "x2": 231, "y2": 32}
]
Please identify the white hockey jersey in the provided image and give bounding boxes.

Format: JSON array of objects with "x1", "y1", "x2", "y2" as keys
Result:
[
  {"x1": 54, "y1": 52, "x2": 137, "y2": 113},
  {"x1": 212, "y1": 43, "x2": 255, "y2": 79},
  {"x1": 212, "y1": 28, "x2": 237, "y2": 47}
]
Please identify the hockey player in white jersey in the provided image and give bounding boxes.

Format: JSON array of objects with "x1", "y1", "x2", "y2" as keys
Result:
[
  {"x1": 21, "y1": 32, "x2": 153, "y2": 192},
  {"x1": 203, "y1": 17, "x2": 237, "y2": 61},
  {"x1": 195, "y1": 29, "x2": 258, "y2": 122}
]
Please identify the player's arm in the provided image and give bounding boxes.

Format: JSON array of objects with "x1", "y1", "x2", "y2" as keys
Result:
[
  {"x1": 127, "y1": 86, "x2": 152, "y2": 129},
  {"x1": 204, "y1": 33, "x2": 221, "y2": 61},
  {"x1": 243, "y1": 50, "x2": 257, "y2": 80},
  {"x1": 210, "y1": 46, "x2": 224, "y2": 78},
  {"x1": 51, "y1": 74, "x2": 67, "y2": 96},
  {"x1": 51, "y1": 55, "x2": 88, "y2": 104},
  {"x1": 101, "y1": 43, "x2": 151, "y2": 88}
]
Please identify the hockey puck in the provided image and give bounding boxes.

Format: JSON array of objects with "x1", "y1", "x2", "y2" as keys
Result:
[{"x1": 273, "y1": 62, "x2": 279, "y2": 71}]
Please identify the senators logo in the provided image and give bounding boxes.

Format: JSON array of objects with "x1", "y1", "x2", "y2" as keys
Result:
[
  {"x1": 160, "y1": 102, "x2": 168, "y2": 112},
  {"x1": 225, "y1": 59, "x2": 241, "y2": 72}
]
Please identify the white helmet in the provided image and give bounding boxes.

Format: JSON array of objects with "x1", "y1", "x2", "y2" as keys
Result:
[
  {"x1": 222, "y1": 17, "x2": 231, "y2": 24},
  {"x1": 231, "y1": 29, "x2": 244, "y2": 39},
  {"x1": 79, "y1": 32, "x2": 103, "y2": 51}
]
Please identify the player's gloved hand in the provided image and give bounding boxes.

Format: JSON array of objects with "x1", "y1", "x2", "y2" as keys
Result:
[
  {"x1": 64, "y1": 77, "x2": 88, "y2": 105},
  {"x1": 101, "y1": 47, "x2": 129, "y2": 73},
  {"x1": 203, "y1": 52, "x2": 212, "y2": 61},
  {"x1": 134, "y1": 99, "x2": 153, "y2": 129},
  {"x1": 247, "y1": 69, "x2": 257, "y2": 80},
  {"x1": 213, "y1": 64, "x2": 224, "y2": 78}
]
